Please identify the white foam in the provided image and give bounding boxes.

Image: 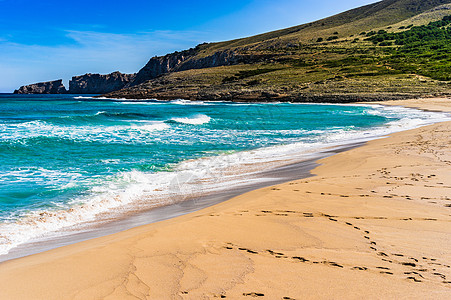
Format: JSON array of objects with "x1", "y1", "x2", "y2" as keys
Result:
[
  {"x1": 169, "y1": 99, "x2": 209, "y2": 105},
  {"x1": 0, "y1": 104, "x2": 450, "y2": 256},
  {"x1": 170, "y1": 114, "x2": 211, "y2": 125},
  {"x1": 0, "y1": 119, "x2": 171, "y2": 144},
  {"x1": 131, "y1": 122, "x2": 170, "y2": 131},
  {"x1": 0, "y1": 168, "x2": 82, "y2": 185},
  {"x1": 73, "y1": 96, "x2": 95, "y2": 100}
]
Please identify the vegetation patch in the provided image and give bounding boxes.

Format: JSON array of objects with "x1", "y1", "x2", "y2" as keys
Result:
[
  {"x1": 222, "y1": 68, "x2": 279, "y2": 83},
  {"x1": 366, "y1": 16, "x2": 451, "y2": 80}
]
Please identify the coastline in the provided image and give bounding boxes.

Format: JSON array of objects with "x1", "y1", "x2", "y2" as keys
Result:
[
  {"x1": 0, "y1": 142, "x2": 364, "y2": 263},
  {"x1": 1, "y1": 99, "x2": 442, "y2": 260},
  {"x1": 0, "y1": 98, "x2": 450, "y2": 299}
]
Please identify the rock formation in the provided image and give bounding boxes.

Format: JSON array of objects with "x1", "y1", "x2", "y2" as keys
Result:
[
  {"x1": 14, "y1": 80, "x2": 67, "y2": 94},
  {"x1": 69, "y1": 71, "x2": 136, "y2": 94},
  {"x1": 14, "y1": 72, "x2": 136, "y2": 94},
  {"x1": 129, "y1": 48, "x2": 261, "y2": 87}
]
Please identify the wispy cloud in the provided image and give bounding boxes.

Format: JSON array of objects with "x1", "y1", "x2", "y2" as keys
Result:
[{"x1": 0, "y1": 29, "x2": 207, "y2": 92}]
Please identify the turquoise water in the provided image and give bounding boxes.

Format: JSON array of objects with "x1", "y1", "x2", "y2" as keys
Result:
[{"x1": 0, "y1": 94, "x2": 449, "y2": 255}]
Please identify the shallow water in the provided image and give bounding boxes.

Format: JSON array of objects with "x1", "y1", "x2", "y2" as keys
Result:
[{"x1": 0, "y1": 94, "x2": 449, "y2": 255}]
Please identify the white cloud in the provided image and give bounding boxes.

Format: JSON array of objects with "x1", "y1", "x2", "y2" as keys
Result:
[
  {"x1": 0, "y1": 0, "x2": 380, "y2": 93},
  {"x1": 196, "y1": 0, "x2": 379, "y2": 41},
  {"x1": 0, "y1": 29, "x2": 207, "y2": 92}
]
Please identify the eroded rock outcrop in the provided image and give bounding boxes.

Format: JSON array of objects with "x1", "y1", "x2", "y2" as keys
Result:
[
  {"x1": 69, "y1": 71, "x2": 136, "y2": 94},
  {"x1": 14, "y1": 48, "x2": 266, "y2": 95},
  {"x1": 14, "y1": 80, "x2": 67, "y2": 94},
  {"x1": 129, "y1": 48, "x2": 264, "y2": 87}
]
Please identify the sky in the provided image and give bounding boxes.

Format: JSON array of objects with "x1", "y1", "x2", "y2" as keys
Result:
[{"x1": 0, "y1": 0, "x2": 378, "y2": 92}]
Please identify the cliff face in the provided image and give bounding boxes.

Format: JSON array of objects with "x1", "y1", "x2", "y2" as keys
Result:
[
  {"x1": 129, "y1": 49, "x2": 255, "y2": 86},
  {"x1": 14, "y1": 49, "x2": 258, "y2": 95},
  {"x1": 16, "y1": 0, "x2": 451, "y2": 99},
  {"x1": 14, "y1": 80, "x2": 67, "y2": 94},
  {"x1": 69, "y1": 71, "x2": 136, "y2": 94},
  {"x1": 130, "y1": 49, "x2": 197, "y2": 86},
  {"x1": 14, "y1": 72, "x2": 136, "y2": 94}
]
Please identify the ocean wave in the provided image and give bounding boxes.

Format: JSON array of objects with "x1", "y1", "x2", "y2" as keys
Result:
[
  {"x1": 99, "y1": 111, "x2": 154, "y2": 119},
  {"x1": 0, "y1": 166, "x2": 227, "y2": 255},
  {"x1": 0, "y1": 119, "x2": 171, "y2": 144},
  {"x1": 0, "y1": 168, "x2": 83, "y2": 185},
  {"x1": 0, "y1": 103, "x2": 450, "y2": 257},
  {"x1": 73, "y1": 96, "x2": 95, "y2": 100},
  {"x1": 131, "y1": 122, "x2": 170, "y2": 131},
  {"x1": 169, "y1": 99, "x2": 209, "y2": 105},
  {"x1": 169, "y1": 114, "x2": 211, "y2": 125},
  {"x1": 120, "y1": 100, "x2": 165, "y2": 105}
]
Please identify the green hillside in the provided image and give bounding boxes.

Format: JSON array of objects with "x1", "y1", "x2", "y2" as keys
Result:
[
  {"x1": 202, "y1": 0, "x2": 451, "y2": 52},
  {"x1": 106, "y1": 0, "x2": 451, "y2": 102}
]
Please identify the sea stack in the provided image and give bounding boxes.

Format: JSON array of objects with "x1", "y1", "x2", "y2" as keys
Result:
[
  {"x1": 14, "y1": 79, "x2": 67, "y2": 94},
  {"x1": 68, "y1": 71, "x2": 136, "y2": 94}
]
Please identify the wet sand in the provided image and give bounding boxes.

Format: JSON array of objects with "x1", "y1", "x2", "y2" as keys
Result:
[
  {"x1": 0, "y1": 143, "x2": 364, "y2": 263},
  {"x1": 0, "y1": 98, "x2": 450, "y2": 299}
]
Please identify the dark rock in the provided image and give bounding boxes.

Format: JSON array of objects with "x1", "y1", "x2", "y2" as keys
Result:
[
  {"x1": 14, "y1": 80, "x2": 67, "y2": 94},
  {"x1": 69, "y1": 71, "x2": 136, "y2": 94},
  {"x1": 129, "y1": 48, "x2": 271, "y2": 87}
]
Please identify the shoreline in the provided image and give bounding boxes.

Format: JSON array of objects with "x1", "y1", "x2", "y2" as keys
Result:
[
  {"x1": 0, "y1": 100, "x2": 446, "y2": 262},
  {"x1": 0, "y1": 142, "x2": 364, "y2": 263},
  {"x1": 0, "y1": 98, "x2": 450, "y2": 299},
  {"x1": 101, "y1": 91, "x2": 451, "y2": 103}
]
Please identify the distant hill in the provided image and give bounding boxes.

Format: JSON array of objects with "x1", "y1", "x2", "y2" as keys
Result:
[
  {"x1": 18, "y1": 0, "x2": 451, "y2": 101},
  {"x1": 104, "y1": 0, "x2": 451, "y2": 102},
  {"x1": 201, "y1": 0, "x2": 451, "y2": 52}
]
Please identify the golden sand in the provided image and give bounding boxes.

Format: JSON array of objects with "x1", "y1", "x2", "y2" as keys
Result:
[{"x1": 0, "y1": 98, "x2": 450, "y2": 299}]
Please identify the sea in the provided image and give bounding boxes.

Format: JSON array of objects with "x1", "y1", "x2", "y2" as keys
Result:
[{"x1": 0, "y1": 93, "x2": 449, "y2": 258}]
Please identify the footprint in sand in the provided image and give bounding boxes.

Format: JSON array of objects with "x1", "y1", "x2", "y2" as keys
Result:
[
  {"x1": 432, "y1": 272, "x2": 446, "y2": 279},
  {"x1": 267, "y1": 250, "x2": 284, "y2": 256},
  {"x1": 238, "y1": 247, "x2": 258, "y2": 254},
  {"x1": 407, "y1": 276, "x2": 422, "y2": 282},
  {"x1": 243, "y1": 292, "x2": 265, "y2": 297},
  {"x1": 292, "y1": 256, "x2": 309, "y2": 262},
  {"x1": 322, "y1": 261, "x2": 343, "y2": 268}
]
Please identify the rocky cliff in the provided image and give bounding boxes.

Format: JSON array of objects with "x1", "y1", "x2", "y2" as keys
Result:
[
  {"x1": 13, "y1": 47, "x2": 268, "y2": 95},
  {"x1": 129, "y1": 48, "x2": 267, "y2": 87},
  {"x1": 14, "y1": 72, "x2": 136, "y2": 94},
  {"x1": 69, "y1": 71, "x2": 136, "y2": 94},
  {"x1": 14, "y1": 80, "x2": 67, "y2": 94},
  {"x1": 15, "y1": 0, "x2": 451, "y2": 100}
]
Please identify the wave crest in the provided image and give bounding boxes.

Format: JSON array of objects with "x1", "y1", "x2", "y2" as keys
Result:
[{"x1": 169, "y1": 114, "x2": 211, "y2": 125}]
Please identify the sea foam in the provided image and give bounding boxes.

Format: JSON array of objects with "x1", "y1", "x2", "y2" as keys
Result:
[
  {"x1": 170, "y1": 114, "x2": 212, "y2": 125},
  {"x1": 0, "y1": 99, "x2": 450, "y2": 257}
]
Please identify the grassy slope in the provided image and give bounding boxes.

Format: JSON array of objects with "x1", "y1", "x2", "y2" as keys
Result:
[
  {"x1": 196, "y1": 0, "x2": 451, "y2": 54},
  {"x1": 106, "y1": 0, "x2": 451, "y2": 101}
]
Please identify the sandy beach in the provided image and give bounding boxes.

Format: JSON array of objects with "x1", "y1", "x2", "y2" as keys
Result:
[{"x1": 0, "y1": 98, "x2": 450, "y2": 299}]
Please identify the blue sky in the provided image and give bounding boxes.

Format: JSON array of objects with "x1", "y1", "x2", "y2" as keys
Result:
[{"x1": 0, "y1": 0, "x2": 378, "y2": 92}]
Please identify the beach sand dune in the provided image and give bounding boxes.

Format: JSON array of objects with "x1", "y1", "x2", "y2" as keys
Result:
[{"x1": 0, "y1": 99, "x2": 450, "y2": 299}]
